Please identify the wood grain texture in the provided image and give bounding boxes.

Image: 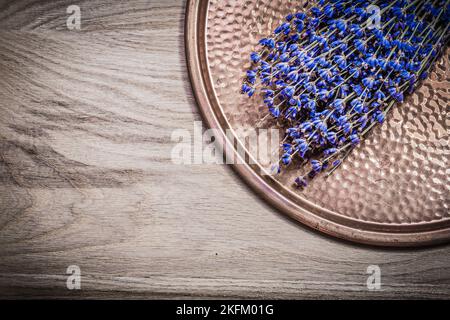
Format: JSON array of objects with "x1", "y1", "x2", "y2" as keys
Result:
[{"x1": 0, "y1": 0, "x2": 449, "y2": 299}]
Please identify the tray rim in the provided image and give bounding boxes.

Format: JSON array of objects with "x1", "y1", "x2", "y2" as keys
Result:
[{"x1": 184, "y1": 0, "x2": 450, "y2": 247}]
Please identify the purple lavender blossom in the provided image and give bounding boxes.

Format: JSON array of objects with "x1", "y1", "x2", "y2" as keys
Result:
[{"x1": 241, "y1": 0, "x2": 449, "y2": 188}]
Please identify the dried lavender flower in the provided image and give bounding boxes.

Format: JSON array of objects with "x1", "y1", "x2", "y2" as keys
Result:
[{"x1": 241, "y1": 0, "x2": 449, "y2": 187}]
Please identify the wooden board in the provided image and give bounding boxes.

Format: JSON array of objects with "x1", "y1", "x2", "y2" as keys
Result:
[{"x1": 0, "y1": 0, "x2": 449, "y2": 299}]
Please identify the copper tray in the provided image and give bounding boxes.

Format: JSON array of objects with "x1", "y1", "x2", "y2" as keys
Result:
[{"x1": 185, "y1": 0, "x2": 450, "y2": 247}]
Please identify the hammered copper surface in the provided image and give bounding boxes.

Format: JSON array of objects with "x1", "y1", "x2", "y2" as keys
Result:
[{"x1": 186, "y1": 0, "x2": 450, "y2": 246}]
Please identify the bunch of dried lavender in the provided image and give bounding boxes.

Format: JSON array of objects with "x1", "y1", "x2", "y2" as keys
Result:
[{"x1": 241, "y1": 0, "x2": 449, "y2": 187}]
